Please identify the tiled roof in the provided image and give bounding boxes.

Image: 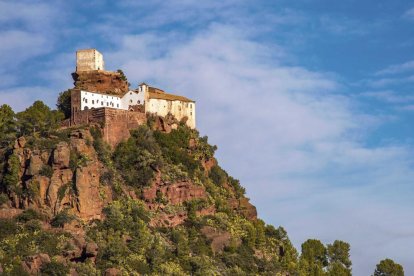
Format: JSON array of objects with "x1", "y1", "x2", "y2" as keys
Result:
[{"x1": 148, "y1": 91, "x2": 194, "y2": 102}]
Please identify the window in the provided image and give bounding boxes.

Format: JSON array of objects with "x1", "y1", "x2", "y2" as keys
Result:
[
  {"x1": 85, "y1": 99, "x2": 88, "y2": 103},
  {"x1": 130, "y1": 99, "x2": 133, "y2": 103},
  {"x1": 101, "y1": 101, "x2": 103, "y2": 105},
  {"x1": 190, "y1": 104, "x2": 192, "y2": 109},
  {"x1": 190, "y1": 112, "x2": 192, "y2": 115},
  {"x1": 107, "y1": 103, "x2": 109, "y2": 106},
  {"x1": 92, "y1": 100, "x2": 94, "y2": 104},
  {"x1": 137, "y1": 100, "x2": 140, "y2": 104},
  {"x1": 117, "y1": 104, "x2": 119, "y2": 108},
  {"x1": 130, "y1": 92, "x2": 132, "y2": 95}
]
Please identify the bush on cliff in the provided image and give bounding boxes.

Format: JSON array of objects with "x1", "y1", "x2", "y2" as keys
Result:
[{"x1": 113, "y1": 126, "x2": 162, "y2": 188}]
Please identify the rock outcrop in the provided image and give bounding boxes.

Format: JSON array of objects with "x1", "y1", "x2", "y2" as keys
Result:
[
  {"x1": 72, "y1": 71, "x2": 129, "y2": 95},
  {"x1": 22, "y1": 253, "x2": 51, "y2": 275},
  {"x1": 2, "y1": 128, "x2": 105, "y2": 221}
]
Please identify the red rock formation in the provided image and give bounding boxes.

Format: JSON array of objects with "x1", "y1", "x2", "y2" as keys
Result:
[
  {"x1": 229, "y1": 197, "x2": 257, "y2": 220},
  {"x1": 22, "y1": 253, "x2": 51, "y2": 275},
  {"x1": 72, "y1": 71, "x2": 129, "y2": 95}
]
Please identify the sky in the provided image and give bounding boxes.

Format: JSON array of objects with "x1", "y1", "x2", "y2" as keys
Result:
[{"x1": 1, "y1": 0, "x2": 413, "y2": 274}]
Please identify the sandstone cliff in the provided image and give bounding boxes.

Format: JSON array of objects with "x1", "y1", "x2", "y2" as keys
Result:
[{"x1": 0, "y1": 123, "x2": 294, "y2": 276}]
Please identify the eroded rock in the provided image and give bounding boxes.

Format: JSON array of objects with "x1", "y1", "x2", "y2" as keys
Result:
[
  {"x1": 22, "y1": 253, "x2": 51, "y2": 275},
  {"x1": 53, "y1": 142, "x2": 70, "y2": 168},
  {"x1": 75, "y1": 163, "x2": 103, "y2": 220}
]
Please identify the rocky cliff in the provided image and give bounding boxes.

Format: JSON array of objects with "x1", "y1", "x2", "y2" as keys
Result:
[
  {"x1": 0, "y1": 121, "x2": 289, "y2": 276},
  {"x1": 72, "y1": 70, "x2": 129, "y2": 95}
]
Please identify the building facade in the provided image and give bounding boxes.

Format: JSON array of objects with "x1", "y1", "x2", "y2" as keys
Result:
[
  {"x1": 70, "y1": 49, "x2": 196, "y2": 129},
  {"x1": 76, "y1": 49, "x2": 105, "y2": 72}
]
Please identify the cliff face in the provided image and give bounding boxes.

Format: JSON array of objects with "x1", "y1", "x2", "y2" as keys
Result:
[
  {"x1": 2, "y1": 130, "x2": 107, "y2": 221},
  {"x1": 0, "y1": 123, "x2": 294, "y2": 276}
]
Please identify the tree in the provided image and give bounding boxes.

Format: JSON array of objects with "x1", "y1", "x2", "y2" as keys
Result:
[
  {"x1": 57, "y1": 90, "x2": 71, "y2": 119},
  {"x1": 0, "y1": 104, "x2": 17, "y2": 147},
  {"x1": 17, "y1": 101, "x2": 64, "y2": 135},
  {"x1": 327, "y1": 240, "x2": 351, "y2": 275},
  {"x1": 373, "y1": 259, "x2": 404, "y2": 276},
  {"x1": 299, "y1": 239, "x2": 327, "y2": 276}
]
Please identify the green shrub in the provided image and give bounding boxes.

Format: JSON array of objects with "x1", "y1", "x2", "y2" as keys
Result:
[
  {"x1": 0, "y1": 218, "x2": 18, "y2": 239},
  {"x1": 16, "y1": 209, "x2": 43, "y2": 222},
  {"x1": 51, "y1": 210, "x2": 75, "y2": 228},
  {"x1": 113, "y1": 126, "x2": 162, "y2": 188},
  {"x1": 40, "y1": 261, "x2": 69, "y2": 276},
  {"x1": 0, "y1": 193, "x2": 8, "y2": 205},
  {"x1": 57, "y1": 183, "x2": 70, "y2": 201},
  {"x1": 39, "y1": 165, "x2": 53, "y2": 178},
  {"x1": 3, "y1": 154, "x2": 20, "y2": 192}
]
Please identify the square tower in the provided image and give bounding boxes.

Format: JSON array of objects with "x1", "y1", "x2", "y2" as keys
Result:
[{"x1": 76, "y1": 49, "x2": 105, "y2": 72}]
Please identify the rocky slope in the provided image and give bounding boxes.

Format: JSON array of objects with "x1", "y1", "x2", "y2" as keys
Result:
[{"x1": 0, "y1": 122, "x2": 291, "y2": 276}]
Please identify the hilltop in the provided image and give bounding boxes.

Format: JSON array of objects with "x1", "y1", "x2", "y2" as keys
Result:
[{"x1": 0, "y1": 50, "x2": 404, "y2": 275}]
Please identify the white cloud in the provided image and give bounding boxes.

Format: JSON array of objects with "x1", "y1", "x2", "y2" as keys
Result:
[
  {"x1": 104, "y1": 24, "x2": 414, "y2": 275},
  {"x1": 376, "y1": 60, "x2": 414, "y2": 75}
]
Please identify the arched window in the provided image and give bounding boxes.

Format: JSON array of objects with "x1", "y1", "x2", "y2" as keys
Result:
[
  {"x1": 84, "y1": 106, "x2": 89, "y2": 110},
  {"x1": 137, "y1": 100, "x2": 140, "y2": 104}
]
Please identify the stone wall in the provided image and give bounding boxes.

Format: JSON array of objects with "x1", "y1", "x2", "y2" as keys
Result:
[
  {"x1": 101, "y1": 108, "x2": 146, "y2": 147},
  {"x1": 70, "y1": 106, "x2": 146, "y2": 148}
]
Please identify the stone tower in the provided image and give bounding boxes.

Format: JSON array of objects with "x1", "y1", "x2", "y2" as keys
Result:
[{"x1": 76, "y1": 49, "x2": 105, "y2": 72}]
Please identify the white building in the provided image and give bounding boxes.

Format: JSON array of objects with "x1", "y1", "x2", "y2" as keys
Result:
[
  {"x1": 76, "y1": 49, "x2": 105, "y2": 72},
  {"x1": 79, "y1": 83, "x2": 196, "y2": 129}
]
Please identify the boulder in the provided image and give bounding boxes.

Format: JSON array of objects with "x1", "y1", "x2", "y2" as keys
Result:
[
  {"x1": 53, "y1": 142, "x2": 70, "y2": 169},
  {"x1": 22, "y1": 253, "x2": 50, "y2": 275}
]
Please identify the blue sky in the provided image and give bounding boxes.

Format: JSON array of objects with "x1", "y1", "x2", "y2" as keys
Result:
[{"x1": 1, "y1": 0, "x2": 414, "y2": 274}]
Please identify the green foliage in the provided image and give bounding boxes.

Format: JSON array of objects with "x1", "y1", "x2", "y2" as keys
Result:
[
  {"x1": 17, "y1": 101, "x2": 64, "y2": 136},
  {"x1": 57, "y1": 183, "x2": 70, "y2": 201},
  {"x1": 153, "y1": 127, "x2": 200, "y2": 177},
  {"x1": 299, "y1": 239, "x2": 327, "y2": 276},
  {"x1": 51, "y1": 210, "x2": 75, "y2": 228},
  {"x1": 374, "y1": 258, "x2": 404, "y2": 276},
  {"x1": 90, "y1": 126, "x2": 112, "y2": 166},
  {"x1": 16, "y1": 209, "x2": 43, "y2": 223},
  {"x1": 113, "y1": 126, "x2": 162, "y2": 188},
  {"x1": 57, "y1": 89, "x2": 72, "y2": 119},
  {"x1": 3, "y1": 154, "x2": 20, "y2": 194},
  {"x1": 327, "y1": 240, "x2": 352, "y2": 275},
  {"x1": 117, "y1": 69, "x2": 130, "y2": 86},
  {"x1": 0, "y1": 193, "x2": 8, "y2": 205},
  {"x1": 69, "y1": 152, "x2": 90, "y2": 171},
  {"x1": 39, "y1": 164, "x2": 53, "y2": 178},
  {"x1": 0, "y1": 104, "x2": 17, "y2": 147},
  {"x1": 40, "y1": 260, "x2": 69, "y2": 276}
]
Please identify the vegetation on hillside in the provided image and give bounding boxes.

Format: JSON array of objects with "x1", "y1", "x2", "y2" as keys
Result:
[{"x1": 0, "y1": 102, "x2": 406, "y2": 275}]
